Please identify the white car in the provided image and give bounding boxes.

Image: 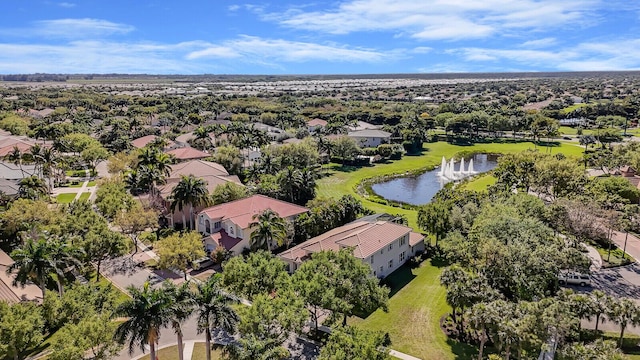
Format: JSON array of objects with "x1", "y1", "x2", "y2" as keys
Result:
[{"x1": 558, "y1": 271, "x2": 591, "y2": 287}]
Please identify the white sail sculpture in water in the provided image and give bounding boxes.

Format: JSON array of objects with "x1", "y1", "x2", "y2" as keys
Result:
[{"x1": 437, "y1": 156, "x2": 477, "y2": 180}]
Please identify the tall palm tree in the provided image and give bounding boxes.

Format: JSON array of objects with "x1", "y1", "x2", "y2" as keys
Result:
[
  {"x1": 607, "y1": 297, "x2": 639, "y2": 347},
  {"x1": 278, "y1": 166, "x2": 302, "y2": 204},
  {"x1": 163, "y1": 282, "x2": 195, "y2": 360},
  {"x1": 193, "y1": 276, "x2": 239, "y2": 360},
  {"x1": 6, "y1": 146, "x2": 25, "y2": 177},
  {"x1": 7, "y1": 236, "x2": 82, "y2": 298},
  {"x1": 17, "y1": 175, "x2": 48, "y2": 200},
  {"x1": 249, "y1": 209, "x2": 287, "y2": 252},
  {"x1": 114, "y1": 282, "x2": 172, "y2": 360},
  {"x1": 170, "y1": 175, "x2": 210, "y2": 230}
]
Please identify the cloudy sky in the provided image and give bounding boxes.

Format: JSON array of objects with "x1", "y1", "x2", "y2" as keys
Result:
[{"x1": 1, "y1": 0, "x2": 639, "y2": 74}]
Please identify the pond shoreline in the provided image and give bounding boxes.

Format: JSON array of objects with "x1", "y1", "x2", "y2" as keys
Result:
[{"x1": 356, "y1": 150, "x2": 499, "y2": 209}]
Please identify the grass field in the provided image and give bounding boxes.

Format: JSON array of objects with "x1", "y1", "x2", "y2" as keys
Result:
[
  {"x1": 354, "y1": 260, "x2": 475, "y2": 360},
  {"x1": 78, "y1": 192, "x2": 91, "y2": 202},
  {"x1": 461, "y1": 174, "x2": 496, "y2": 192},
  {"x1": 317, "y1": 141, "x2": 584, "y2": 229},
  {"x1": 55, "y1": 193, "x2": 77, "y2": 203},
  {"x1": 139, "y1": 343, "x2": 222, "y2": 360}
]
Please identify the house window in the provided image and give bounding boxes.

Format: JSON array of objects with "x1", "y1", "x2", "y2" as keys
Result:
[
  {"x1": 399, "y1": 251, "x2": 406, "y2": 262},
  {"x1": 380, "y1": 266, "x2": 383, "y2": 273},
  {"x1": 370, "y1": 255, "x2": 374, "y2": 264},
  {"x1": 388, "y1": 259, "x2": 393, "y2": 269},
  {"x1": 214, "y1": 221, "x2": 221, "y2": 229},
  {"x1": 229, "y1": 226, "x2": 234, "y2": 235},
  {"x1": 205, "y1": 220, "x2": 211, "y2": 233},
  {"x1": 388, "y1": 243, "x2": 393, "y2": 251},
  {"x1": 380, "y1": 249, "x2": 383, "y2": 255},
  {"x1": 400, "y1": 235, "x2": 407, "y2": 246}
]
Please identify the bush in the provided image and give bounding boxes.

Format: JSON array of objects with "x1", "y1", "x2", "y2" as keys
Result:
[{"x1": 362, "y1": 147, "x2": 378, "y2": 156}]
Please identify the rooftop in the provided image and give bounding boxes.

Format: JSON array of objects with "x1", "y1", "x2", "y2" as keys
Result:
[
  {"x1": 347, "y1": 129, "x2": 392, "y2": 138},
  {"x1": 200, "y1": 194, "x2": 309, "y2": 229},
  {"x1": 165, "y1": 147, "x2": 210, "y2": 161},
  {"x1": 0, "y1": 249, "x2": 42, "y2": 303},
  {"x1": 279, "y1": 218, "x2": 423, "y2": 262}
]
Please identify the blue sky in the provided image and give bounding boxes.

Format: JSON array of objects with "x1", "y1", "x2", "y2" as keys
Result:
[{"x1": 1, "y1": 0, "x2": 639, "y2": 74}]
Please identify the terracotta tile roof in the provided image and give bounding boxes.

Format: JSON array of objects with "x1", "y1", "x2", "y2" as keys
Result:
[
  {"x1": 169, "y1": 160, "x2": 229, "y2": 178},
  {"x1": 208, "y1": 229, "x2": 242, "y2": 251},
  {"x1": 279, "y1": 219, "x2": 421, "y2": 262},
  {"x1": 308, "y1": 118, "x2": 327, "y2": 126},
  {"x1": 0, "y1": 250, "x2": 42, "y2": 303},
  {"x1": 131, "y1": 135, "x2": 176, "y2": 149},
  {"x1": 165, "y1": 147, "x2": 210, "y2": 160},
  {"x1": 159, "y1": 174, "x2": 242, "y2": 197},
  {"x1": 409, "y1": 232, "x2": 425, "y2": 246},
  {"x1": 200, "y1": 195, "x2": 309, "y2": 229},
  {"x1": 0, "y1": 142, "x2": 32, "y2": 157}
]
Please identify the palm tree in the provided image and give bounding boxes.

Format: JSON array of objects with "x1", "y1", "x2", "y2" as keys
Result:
[
  {"x1": 114, "y1": 282, "x2": 172, "y2": 360},
  {"x1": 278, "y1": 166, "x2": 302, "y2": 204},
  {"x1": 6, "y1": 146, "x2": 25, "y2": 177},
  {"x1": 7, "y1": 236, "x2": 82, "y2": 297},
  {"x1": 590, "y1": 290, "x2": 610, "y2": 332},
  {"x1": 249, "y1": 209, "x2": 287, "y2": 251},
  {"x1": 170, "y1": 175, "x2": 210, "y2": 230},
  {"x1": 163, "y1": 282, "x2": 195, "y2": 360},
  {"x1": 17, "y1": 175, "x2": 48, "y2": 200},
  {"x1": 607, "y1": 297, "x2": 639, "y2": 347},
  {"x1": 193, "y1": 276, "x2": 239, "y2": 360}
]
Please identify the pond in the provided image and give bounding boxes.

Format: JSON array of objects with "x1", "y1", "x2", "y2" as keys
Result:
[{"x1": 371, "y1": 153, "x2": 499, "y2": 205}]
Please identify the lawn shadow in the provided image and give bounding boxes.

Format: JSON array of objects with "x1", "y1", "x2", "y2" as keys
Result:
[
  {"x1": 327, "y1": 164, "x2": 362, "y2": 173},
  {"x1": 381, "y1": 264, "x2": 417, "y2": 298},
  {"x1": 446, "y1": 338, "x2": 478, "y2": 360}
]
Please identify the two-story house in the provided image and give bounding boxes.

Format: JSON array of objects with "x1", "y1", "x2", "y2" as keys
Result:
[
  {"x1": 197, "y1": 195, "x2": 309, "y2": 255},
  {"x1": 278, "y1": 215, "x2": 425, "y2": 278},
  {"x1": 347, "y1": 129, "x2": 392, "y2": 148}
]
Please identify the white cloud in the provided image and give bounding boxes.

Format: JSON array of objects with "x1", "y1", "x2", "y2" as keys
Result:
[
  {"x1": 520, "y1": 37, "x2": 558, "y2": 48},
  {"x1": 269, "y1": 0, "x2": 604, "y2": 41},
  {"x1": 0, "y1": 18, "x2": 135, "y2": 39},
  {"x1": 0, "y1": 35, "x2": 399, "y2": 74},
  {"x1": 411, "y1": 47, "x2": 432, "y2": 54},
  {"x1": 58, "y1": 2, "x2": 76, "y2": 8},
  {"x1": 228, "y1": 5, "x2": 241, "y2": 11},
  {"x1": 36, "y1": 18, "x2": 134, "y2": 38},
  {"x1": 448, "y1": 38, "x2": 640, "y2": 71},
  {"x1": 186, "y1": 36, "x2": 391, "y2": 63}
]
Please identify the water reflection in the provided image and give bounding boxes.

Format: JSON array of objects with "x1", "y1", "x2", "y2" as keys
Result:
[{"x1": 371, "y1": 154, "x2": 498, "y2": 205}]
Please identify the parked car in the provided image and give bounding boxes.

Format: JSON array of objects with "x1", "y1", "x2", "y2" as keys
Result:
[
  {"x1": 558, "y1": 271, "x2": 591, "y2": 286},
  {"x1": 194, "y1": 256, "x2": 214, "y2": 270}
]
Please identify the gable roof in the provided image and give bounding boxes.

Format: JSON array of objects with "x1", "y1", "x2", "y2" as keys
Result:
[
  {"x1": 200, "y1": 195, "x2": 309, "y2": 229},
  {"x1": 347, "y1": 129, "x2": 392, "y2": 138},
  {"x1": 0, "y1": 178, "x2": 19, "y2": 196},
  {"x1": 131, "y1": 135, "x2": 176, "y2": 149},
  {"x1": 165, "y1": 147, "x2": 210, "y2": 161},
  {"x1": 308, "y1": 118, "x2": 327, "y2": 127},
  {"x1": 169, "y1": 160, "x2": 229, "y2": 178},
  {"x1": 0, "y1": 249, "x2": 42, "y2": 303},
  {"x1": 279, "y1": 219, "x2": 423, "y2": 262}
]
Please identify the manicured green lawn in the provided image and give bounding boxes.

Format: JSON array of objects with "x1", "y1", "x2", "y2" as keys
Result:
[
  {"x1": 55, "y1": 193, "x2": 77, "y2": 203},
  {"x1": 78, "y1": 192, "x2": 91, "y2": 202},
  {"x1": 139, "y1": 343, "x2": 222, "y2": 360},
  {"x1": 461, "y1": 174, "x2": 496, "y2": 192},
  {"x1": 354, "y1": 260, "x2": 476, "y2": 360},
  {"x1": 317, "y1": 141, "x2": 584, "y2": 229}
]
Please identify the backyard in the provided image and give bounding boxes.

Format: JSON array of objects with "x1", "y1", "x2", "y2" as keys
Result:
[{"x1": 353, "y1": 259, "x2": 476, "y2": 360}]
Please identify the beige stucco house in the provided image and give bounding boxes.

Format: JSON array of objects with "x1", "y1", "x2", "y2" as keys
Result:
[
  {"x1": 196, "y1": 195, "x2": 309, "y2": 255},
  {"x1": 278, "y1": 215, "x2": 425, "y2": 278}
]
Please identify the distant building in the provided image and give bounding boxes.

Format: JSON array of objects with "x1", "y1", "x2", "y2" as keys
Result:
[
  {"x1": 307, "y1": 118, "x2": 327, "y2": 133},
  {"x1": 197, "y1": 195, "x2": 309, "y2": 255},
  {"x1": 278, "y1": 215, "x2": 425, "y2": 278},
  {"x1": 131, "y1": 135, "x2": 177, "y2": 150},
  {"x1": 165, "y1": 147, "x2": 210, "y2": 162},
  {"x1": 347, "y1": 129, "x2": 392, "y2": 148},
  {"x1": 348, "y1": 121, "x2": 381, "y2": 132}
]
